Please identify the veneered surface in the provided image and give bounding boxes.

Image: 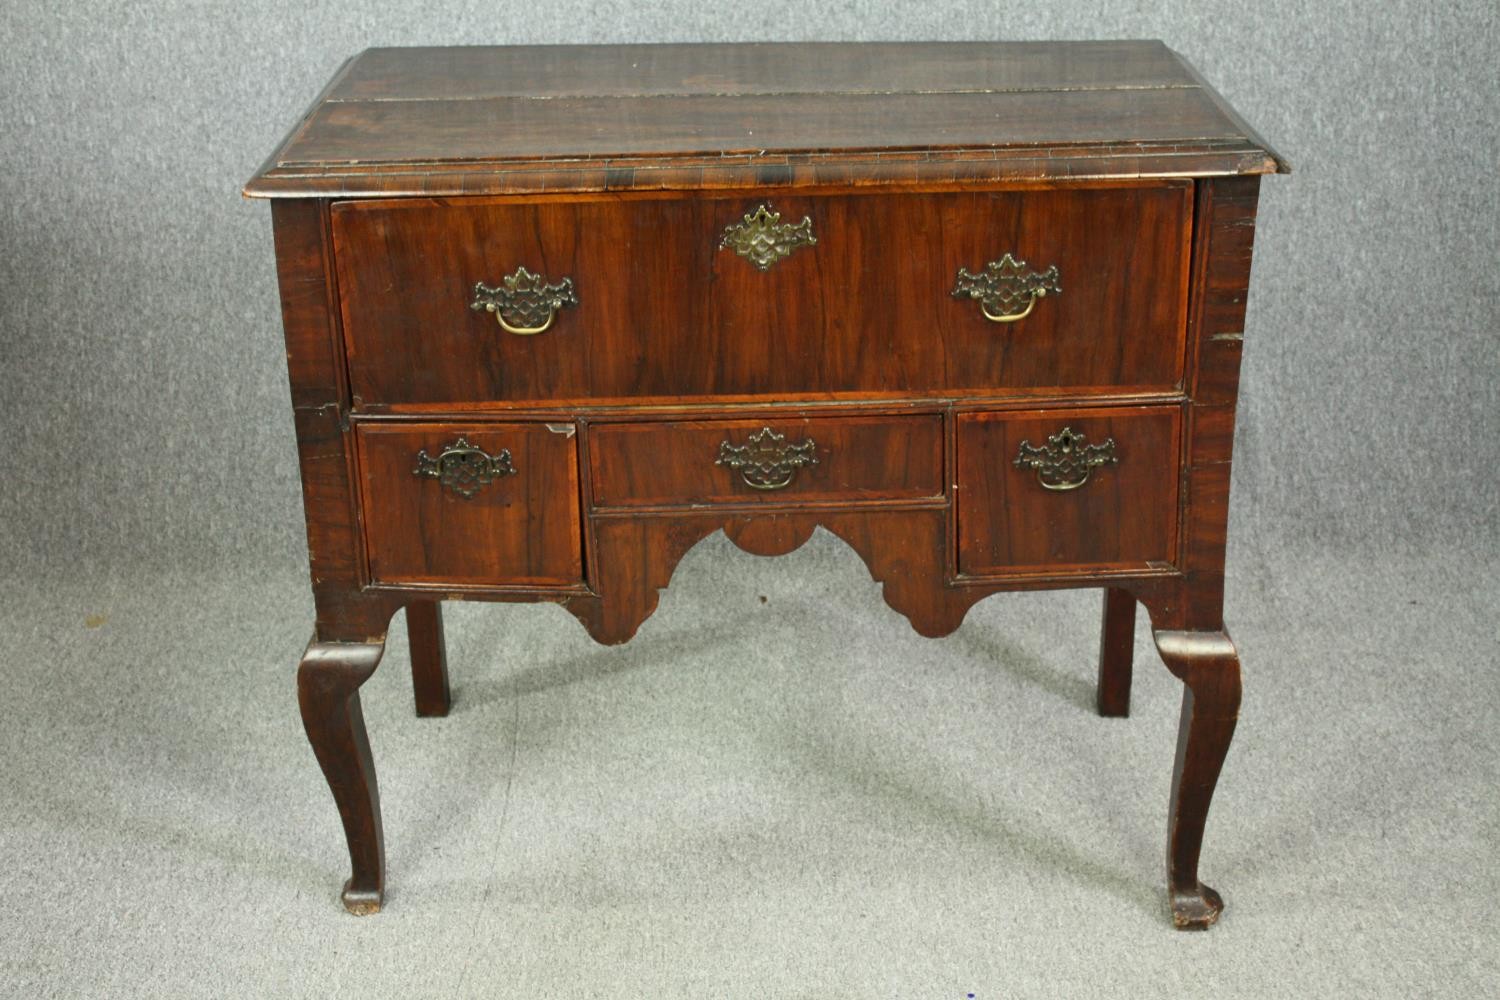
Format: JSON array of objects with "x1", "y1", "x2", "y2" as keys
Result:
[
  {"x1": 956, "y1": 405, "x2": 1182, "y2": 575},
  {"x1": 356, "y1": 421, "x2": 584, "y2": 586},
  {"x1": 589, "y1": 415, "x2": 944, "y2": 508},
  {"x1": 245, "y1": 42, "x2": 1285, "y2": 197},
  {"x1": 332, "y1": 183, "x2": 1192, "y2": 407}
]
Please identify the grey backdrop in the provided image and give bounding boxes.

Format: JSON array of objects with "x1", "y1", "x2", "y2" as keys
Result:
[
  {"x1": 2, "y1": 0, "x2": 1496, "y2": 575},
  {"x1": 2, "y1": 3, "x2": 1498, "y2": 998}
]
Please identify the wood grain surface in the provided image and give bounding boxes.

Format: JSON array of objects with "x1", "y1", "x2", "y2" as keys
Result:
[
  {"x1": 326, "y1": 41, "x2": 1201, "y2": 100},
  {"x1": 355, "y1": 421, "x2": 583, "y2": 586},
  {"x1": 244, "y1": 42, "x2": 1286, "y2": 197},
  {"x1": 589, "y1": 414, "x2": 944, "y2": 509},
  {"x1": 333, "y1": 184, "x2": 1190, "y2": 407},
  {"x1": 956, "y1": 405, "x2": 1182, "y2": 575}
]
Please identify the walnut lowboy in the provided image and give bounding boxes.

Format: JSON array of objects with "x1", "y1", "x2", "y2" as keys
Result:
[{"x1": 247, "y1": 42, "x2": 1287, "y2": 928}]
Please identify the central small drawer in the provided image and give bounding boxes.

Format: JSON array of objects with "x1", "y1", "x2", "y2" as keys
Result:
[{"x1": 589, "y1": 414, "x2": 944, "y2": 509}]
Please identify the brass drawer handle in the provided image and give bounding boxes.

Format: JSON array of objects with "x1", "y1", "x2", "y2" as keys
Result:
[
  {"x1": 1014, "y1": 426, "x2": 1117, "y2": 491},
  {"x1": 952, "y1": 253, "x2": 1062, "y2": 323},
  {"x1": 413, "y1": 436, "x2": 516, "y2": 498},
  {"x1": 470, "y1": 266, "x2": 578, "y2": 335},
  {"x1": 715, "y1": 426, "x2": 818, "y2": 490},
  {"x1": 719, "y1": 204, "x2": 817, "y2": 271}
]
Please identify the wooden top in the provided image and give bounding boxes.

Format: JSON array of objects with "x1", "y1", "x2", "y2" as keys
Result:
[{"x1": 245, "y1": 42, "x2": 1287, "y2": 198}]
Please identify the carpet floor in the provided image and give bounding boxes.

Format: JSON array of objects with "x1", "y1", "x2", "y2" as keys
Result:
[{"x1": 1, "y1": 533, "x2": 1495, "y2": 998}]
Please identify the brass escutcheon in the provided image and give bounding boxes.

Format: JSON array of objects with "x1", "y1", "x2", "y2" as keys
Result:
[
  {"x1": 470, "y1": 266, "x2": 578, "y2": 335},
  {"x1": 413, "y1": 436, "x2": 517, "y2": 499},
  {"x1": 715, "y1": 426, "x2": 818, "y2": 490},
  {"x1": 953, "y1": 253, "x2": 1062, "y2": 323},
  {"x1": 718, "y1": 204, "x2": 817, "y2": 272},
  {"x1": 1013, "y1": 426, "x2": 1117, "y2": 491}
]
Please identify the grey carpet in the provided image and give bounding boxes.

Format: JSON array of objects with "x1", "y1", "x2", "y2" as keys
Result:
[{"x1": 2, "y1": 531, "x2": 1495, "y2": 998}]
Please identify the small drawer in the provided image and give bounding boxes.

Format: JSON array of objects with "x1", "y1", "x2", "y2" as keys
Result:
[
  {"x1": 956, "y1": 406, "x2": 1181, "y2": 575},
  {"x1": 589, "y1": 414, "x2": 944, "y2": 509},
  {"x1": 355, "y1": 421, "x2": 583, "y2": 586}
]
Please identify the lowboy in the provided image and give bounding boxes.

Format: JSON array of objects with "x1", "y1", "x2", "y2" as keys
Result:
[{"x1": 246, "y1": 41, "x2": 1287, "y2": 928}]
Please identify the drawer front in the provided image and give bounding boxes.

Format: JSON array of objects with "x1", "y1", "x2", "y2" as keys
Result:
[
  {"x1": 589, "y1": 415, "x2": 944, "y2": 509},
  {"x1": 956, "y1": 406, "x2": 1181, "y2": 575},
  {"x1": 333, "y1": 184, "x2": 1189, "y2": 407},
  {"x1": 356, "y1": 422, "x2": 583, "y2": 586}
]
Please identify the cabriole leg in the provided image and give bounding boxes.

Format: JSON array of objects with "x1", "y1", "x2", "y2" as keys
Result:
[
  {"x1": 297, "y1": 638, "x2": 387, "y2": 915},
  {"x1": 1097, "y1": 587, "x2": 1136, "y2": 717},
  {"x1": 406, "y1": 601, "x2": 451, "y2": 717},
  {"x1": 1153, "y1": 629, "x2": 1242, "y2": 930}
]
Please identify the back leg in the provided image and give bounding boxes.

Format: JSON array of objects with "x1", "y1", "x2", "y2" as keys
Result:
[
  {"x1": 1097, "y1": 587, "x2": 1136, "y2": 717},
  {"x1": 407, "y1": 601, "x2": 451, "y2": 717}
]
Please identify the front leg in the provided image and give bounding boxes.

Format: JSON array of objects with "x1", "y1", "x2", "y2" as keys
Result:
[
  {"x1": 1153, "y1": 629, "x2": 1242, "y2": 929},
  {"x1": 297, "y1": 638, "x2": 387, "y2": 914}
]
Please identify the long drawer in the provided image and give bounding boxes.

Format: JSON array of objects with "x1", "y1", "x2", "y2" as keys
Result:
[{"x1": 332, "y1": 183, "x2": 1191, "y2": 408}]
